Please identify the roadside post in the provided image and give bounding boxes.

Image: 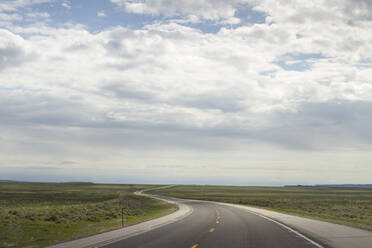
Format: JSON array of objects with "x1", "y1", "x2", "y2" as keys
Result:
[{"x1": 122, "y1": 208, "x2": 124, "y2": 227}]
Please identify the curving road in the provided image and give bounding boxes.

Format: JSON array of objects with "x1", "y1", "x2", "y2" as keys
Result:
[
  {"x1": 102, "y1": 196, "x2": 323, "y2": 248},
  {"x1": 48, "y1": 190, "x2": 372, "y2": 248}
]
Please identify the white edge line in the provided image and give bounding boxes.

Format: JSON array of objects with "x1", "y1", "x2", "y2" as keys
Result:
[
  {"x1": 93, "y1": 191, "x2": 193, "y2": 248},
  {"x1": 184, "y1": 198, "x2": 326, "y2": 248},
  {"x1": 241, "y1": 207, "x2": 325, "y2": 248}
]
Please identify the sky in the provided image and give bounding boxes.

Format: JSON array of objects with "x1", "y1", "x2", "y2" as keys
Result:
[{"x1": 0, "y1": 0, "x2": 372, "y2": 185}]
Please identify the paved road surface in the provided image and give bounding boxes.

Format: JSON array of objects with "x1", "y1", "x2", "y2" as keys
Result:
[
  {"x1": 49, "y1": 190, "x2": 372, "y2": 248},
  {"x1": 103, "y1": 197, "x2": 322, "y2": 248}
]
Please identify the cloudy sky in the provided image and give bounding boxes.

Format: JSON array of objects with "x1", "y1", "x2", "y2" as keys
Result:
[{"x1": 1, "y1": 0, "x2": 372, "y2": 185}]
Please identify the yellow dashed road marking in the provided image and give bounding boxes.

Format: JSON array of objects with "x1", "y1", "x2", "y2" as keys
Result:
[
  {"x1": 209, "y1": 227, "x2": 216, "y2": 232},
  {"x1": 191, "y1": 244, "x2": 199, "y2": 248}
]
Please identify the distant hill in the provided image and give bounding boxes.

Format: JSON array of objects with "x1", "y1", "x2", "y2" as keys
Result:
[
  {"x1": 285, "y1": 184, "x2": 372, "y2": 188},
  {"x1": 59, "y1": 182, "x2": 95, "y2": 185},
  {"x1": 0, "y1": 180, "x2": 94, "y2": 184},
  {"x1": 315, "y1": 184, "x2": 372, "y2": 188}
]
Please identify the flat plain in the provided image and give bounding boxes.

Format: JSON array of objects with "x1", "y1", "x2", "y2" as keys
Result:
[
  {"x1": 0, "y1": 182, "x2": 176, "y2": 248},
  {"x1": 153, "y1": 185, "x2": 372, "y2": 231}
]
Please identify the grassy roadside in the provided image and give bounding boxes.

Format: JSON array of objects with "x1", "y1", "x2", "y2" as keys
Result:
[
  {"x1": 0, "y1": 182, "x2": 176, "y2": 248},
  {"x1": 152, "y1": 185, "x2": 372, "y2": 231}
]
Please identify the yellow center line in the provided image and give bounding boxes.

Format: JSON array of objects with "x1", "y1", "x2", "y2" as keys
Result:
[
  {"x1": 191, "y1": 244, "x2": 199, "y2": 248},
  {"x1": 209, "y1": 227, "x2": 216, "y2": 232}
]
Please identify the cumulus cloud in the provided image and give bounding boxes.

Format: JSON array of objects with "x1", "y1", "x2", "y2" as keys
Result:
[
  {"x1": 111, "y1": 0, "x2": 252, "y2": 22},
  {"x1": 1, "y1": 22, "x2": 371, "y2": 147},
  {"x1": 0, "y1": 29, "x2": 34, "y2": 71},
  {"x1": 1, "y1": 0, "x2": 372, "y2": 184}
]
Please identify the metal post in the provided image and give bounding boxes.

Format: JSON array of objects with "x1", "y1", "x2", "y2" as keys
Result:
[{"x1": 122, "y1": 208, "x2": 124, "y2": 228}]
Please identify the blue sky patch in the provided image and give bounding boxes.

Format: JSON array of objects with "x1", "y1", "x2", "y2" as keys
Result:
[{"x1": 1, "y1": 0, "x2": 268, "y2": 34}]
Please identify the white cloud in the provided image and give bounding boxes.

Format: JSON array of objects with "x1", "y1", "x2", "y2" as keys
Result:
[
  {"x1": 0, "y1": 0, "x2": 55, "y2": 12},
  {"x1": 0, "y1": 29, "x2": 34, "y2": 71},
  {"x1": 220, "y1": 17, "x2": 241, "y2": 25},
  {"x1": 97, "y1": 11, "x2": 105, "y2": 17},
  {"x1": 27, "y1": 12, "x2": 50, "y2": 19},
  {"x1": 61, "y1": 1, "x2": 71, "y2": 9},
  {"x1": 112, "y1": 0, "x2": 252, "y2": 22},
  {"x1": 123, "y1": 2, "x2": 147, "y2": 14},
  {"x1": 1, "y1": 0, "x2": 372, "y2": 183},
  {"x1": 1, "y1": 20, "x2": 371, "y2": 145},
  {"x1": 0, "y1": 12, "x2": 22, "y2": 26},
  {"x1": 0, "y1": 12, "x2": 23, "y2": 22},
  {"x1": 0, "y1": 1, "x2": 53, "y2": 27}
]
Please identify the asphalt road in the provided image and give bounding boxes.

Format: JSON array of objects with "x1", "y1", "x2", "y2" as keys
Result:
[{"x1": 103, "y1": 198, "x2": 322, "y2": 248}]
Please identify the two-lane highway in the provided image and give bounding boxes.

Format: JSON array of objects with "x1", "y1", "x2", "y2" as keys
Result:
[
  {"x1": 47, "y1": 190, "x2": 372, "y2": 248},
  {"x1": 103, "y1": 198, "x2": 322, "y2": 248}
]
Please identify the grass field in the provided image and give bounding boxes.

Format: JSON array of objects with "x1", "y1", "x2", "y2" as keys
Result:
[
  {"x1": 153, "y1": 185, "x2": 372, "y2": 230},
  {"x1": 0, "y1": 182, "x2": 176, "y2": 248}
]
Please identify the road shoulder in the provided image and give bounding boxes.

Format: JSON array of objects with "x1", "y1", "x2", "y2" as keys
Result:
[
  {"x1": 46, "y1": 192, "x2": 192, "y2": 248},
  {"x1": 219, "y1": 202, "x2": 372, "y2": 248}
]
